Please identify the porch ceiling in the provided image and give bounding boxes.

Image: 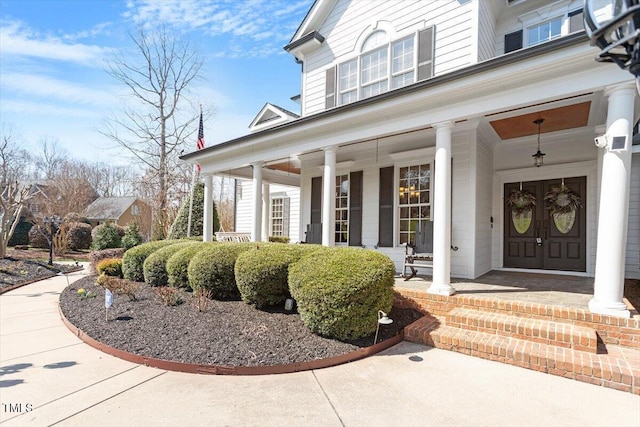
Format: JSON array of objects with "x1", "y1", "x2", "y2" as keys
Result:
[{"x1": 488, "y1": 102, "x2": 591, "y2": 140}]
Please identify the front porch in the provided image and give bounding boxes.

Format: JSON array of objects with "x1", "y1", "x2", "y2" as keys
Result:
[{"x1": 394, "y1": 271, "x2": 640, "y2": 394}]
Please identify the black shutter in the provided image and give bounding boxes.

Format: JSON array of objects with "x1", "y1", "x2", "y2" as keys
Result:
[
  {"x1": 504, "y1": 30, "x2": 523, "y2": 53},
  {"x1": 417, "y1": 26, "x2": 435, "y2": 81},
  {"x1": 325, "y1": 66, "x2": 336, "y2": 109},
  {"x1": 378, "y1": 166, "x2": 394, "y2": 247},
  {"x1": 311, "y1": 176, "x2": 322, "y2": 224},
  {"x1": 569, "y1": 9, "x2": 584, "y2": 33},
  {"x1": 349, "y1": 171, "x2": 363, "y2": 247}
]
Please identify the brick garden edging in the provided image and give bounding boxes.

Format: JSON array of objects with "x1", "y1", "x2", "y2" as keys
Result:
[{"x1": 59, "y1": 306, "x2": 404, "y2": 375}]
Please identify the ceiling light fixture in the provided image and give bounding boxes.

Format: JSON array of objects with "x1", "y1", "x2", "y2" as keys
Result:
[{"x1": 532, "y1": 118, "x2": 546, "y2": 167}]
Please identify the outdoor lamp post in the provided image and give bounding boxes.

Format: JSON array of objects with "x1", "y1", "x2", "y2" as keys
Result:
[
  {"x1": 43, "y1": 215, "x2": 62, "y2": 266},
  {"x1": 373, "y1": 310, "x2": 393, "y2": 345}
]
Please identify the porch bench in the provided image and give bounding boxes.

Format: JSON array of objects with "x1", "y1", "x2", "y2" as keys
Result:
[
  {"x1": 215, "y1": 232, "x2": 251, "y2": 243},
  {"x1": 402, "y1": 222, "x2": 433, "y2": 280}
]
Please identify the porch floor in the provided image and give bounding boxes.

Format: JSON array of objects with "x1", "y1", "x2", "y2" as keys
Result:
[{"x1": 395, "y1": 270, "x2": 639, "y2": 316}]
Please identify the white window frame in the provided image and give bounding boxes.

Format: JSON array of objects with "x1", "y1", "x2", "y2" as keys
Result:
[
  {"x1": 270, "y1": 197, "x2": 286, "y2": 237},
  {"x1": 335, "y1": 174, "x2": 349, "y2": 244},
  {"x1": 526, "y1": 15, "x2": 563, "y2": 47},
  {"x1": 338, "y1": 32, "x2": 417, "y2": 106},
  {"x1": 390, "y1": 147, "x2": 436, "y2": 247}
]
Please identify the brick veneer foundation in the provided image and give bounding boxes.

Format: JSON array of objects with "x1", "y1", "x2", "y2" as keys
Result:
[{"x1": 396, "y1": 288, "x2": 640, "y2": 394}]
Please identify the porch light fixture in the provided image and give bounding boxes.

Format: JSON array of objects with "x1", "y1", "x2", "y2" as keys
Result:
[
  {"x1": 373, "y1": 310, "x2": 393, "y2": 345},
  {"x1": 532, "y1": 118, "x2": 546, "y2": 167}
]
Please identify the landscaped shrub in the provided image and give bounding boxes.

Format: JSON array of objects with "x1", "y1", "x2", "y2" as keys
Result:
[
  {"x1": 156, "y1": 286, "x2": 183, "y2": 306},
  {"x1": 121, "y1": 222, "x2": 143, "y2": 250},
  {"x1": 96, "y1": 275, "x2": 140, "y2": 301},
  {"x1": 143, "y1": 241, "x2": 200, "y2": 287},
  {"x1": 168, "y1": 182, "x2": 220, "y2": 239},
  {"x1": 8, "y1": 217, "x2": 33, "y2": 246},
  {"x1": 235, "y1": 244, "x2": 324, "y2": 308},
  {"x1": 28, "y1": 225, "x2": 50, "y2": 249},
  {"x1": 91, "y1": 222, "x2": 122, "y2": 250},
  {"x1": 89, "y1": 248, "x2": 126, "y2": 275},
  {"x1": 96, "y1": 258, "x2": 123, "y2": 277},
  {"x1": 122, "y1": 240, "x2": 182, "y2": 282},
  {"x1": 288, "y1": 247, "x2": 395, "y2": 340},
  {"x1": 268, "y1": 236, "x2": 290, "y2": 244},
  {"x1": 166, "y1": 241, "x2": 211, "y2": 289},
  {"x1": 66, "y1": 222, "x2": 92, "y2": 250},
  {"x1": 187, "y1": 242, "x2": 261, "y2": 300}
]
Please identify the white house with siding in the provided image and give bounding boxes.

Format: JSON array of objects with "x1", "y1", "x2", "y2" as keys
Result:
[{"x1": 182, "y1": 0, "x2": 640, "y2": 319}]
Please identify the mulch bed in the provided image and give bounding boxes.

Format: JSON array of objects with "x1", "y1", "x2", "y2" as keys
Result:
[
  {"x1": 0, "y1": 257, "x2": 83, "y2": 293},
  {"x1": 59, "y1": 276, "x2": 423, "y2": 367}
]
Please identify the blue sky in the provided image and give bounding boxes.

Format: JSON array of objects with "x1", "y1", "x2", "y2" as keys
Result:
[{"x1": 0, "y1": 0, "x2": 312, "y2": 164}]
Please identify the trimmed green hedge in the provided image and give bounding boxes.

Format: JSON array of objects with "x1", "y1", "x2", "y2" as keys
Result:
[
  {"x1": 166, "y1": 242, "x2": 212, "y2": 289},
  {"x1": 143, "y1": 241, "x2": 200, "y2": 287},
  {"x1": 288, "y1": 247, "x2": 395, "y2": 340},
  {"x1": 187, "y1": 242, "x2": 263, "y2": 300},
  {"x1": 122, "y1": 240, "x2": 183, "y2": 282},
  {"x1": 235, "y1": 244, "x2": 324, "y2": 308}
]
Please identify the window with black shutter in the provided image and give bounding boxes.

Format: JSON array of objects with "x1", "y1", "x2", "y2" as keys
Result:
[
  {"x1": 378, "y1": 166, "x2": 394, "y2": 247},
  {"x1": 349, "y1": 171, "x2": 363, "y2": 246},
  {"x1": 505, "y1": 30, "x2": 523, "y2": 53}
]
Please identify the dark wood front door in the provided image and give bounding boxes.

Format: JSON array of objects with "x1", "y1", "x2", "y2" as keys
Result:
[{"x1": 503, "y1": 176, "x2": 586, "y2": 272}]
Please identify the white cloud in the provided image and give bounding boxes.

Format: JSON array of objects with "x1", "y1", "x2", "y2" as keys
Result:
[
  {"x1": 1, "y1": 73, "x2": 117, "y2": 107},
  {"x1": 124, "y1": 0, "x2": 312, "y2": 58},
  {"x1": 0, "y1": 20, "x2": 112, "y2": 66}
]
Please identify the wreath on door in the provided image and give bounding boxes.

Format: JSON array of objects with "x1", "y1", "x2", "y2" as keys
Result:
[
  {"x1": 505, "y1": 189, "x2": 536, "y2": 234},
  {"x1": 543, "y1": 184, "x2": 582, "y2": 234}
]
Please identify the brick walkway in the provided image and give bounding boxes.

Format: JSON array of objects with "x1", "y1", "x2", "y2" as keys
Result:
[{"x1": 394, "y1": 273, "x2": 640, "y2": 394}]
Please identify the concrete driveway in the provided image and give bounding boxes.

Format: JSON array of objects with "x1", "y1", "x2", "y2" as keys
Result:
[{"x1": 1, "y1": 268, "x2": 638, "y2": 427}]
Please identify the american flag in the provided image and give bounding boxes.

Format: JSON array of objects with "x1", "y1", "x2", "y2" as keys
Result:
[{"x1": 196, "y1": 110, "x2": 205, "y2": 171}]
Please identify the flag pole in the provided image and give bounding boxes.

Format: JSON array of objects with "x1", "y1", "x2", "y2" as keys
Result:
[{"x1": 187, "y1": 105, "x2": 204, "y2": 238}]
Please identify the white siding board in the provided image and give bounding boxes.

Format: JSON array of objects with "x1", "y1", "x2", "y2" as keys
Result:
[{"x1": 626, "y1": 154, "x2": 640, "y2": 279}]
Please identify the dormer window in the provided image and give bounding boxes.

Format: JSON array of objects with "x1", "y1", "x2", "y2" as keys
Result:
[
  {"x1": 504, "y1": 8, "x2": 584, "y2": 54},
  {"x1": 328, "y1": 27, "x2": 434, "y2": 108}
]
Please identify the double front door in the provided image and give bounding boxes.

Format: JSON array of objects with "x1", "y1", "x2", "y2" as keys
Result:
[{"x1": 503, "y1": 177, "x2": 586, "y2": 272}]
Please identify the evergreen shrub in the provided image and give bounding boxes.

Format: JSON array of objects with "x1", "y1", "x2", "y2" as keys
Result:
[
  {"x1": 91, "y1": 222, "x2": 122, "y2": 250},
  {"x1": 168, "y1": 182, "x2": 219, "y2": 239},
  {"x1": 166, "y1": 241, "x2": 210, "y2": 289},
  {"x1": 187, "y1": 242, "x2": 260, "y2": 300},
  {"x1": 66, "y1": 222, "x2": 92, "y2": 250},
  {"x1": 89, "y1": 248, "x2": 126, "y2": 275},
  {"x1": 143, "y1": 241, "x2": 200, "y2": 287},
  {"x1": 8, "y1": 218, "x2": 33, "y2": 246},
  {"x1": 122, "y1": 240, "x2": 182, "y2": 282},
  {"x1": 96, "y1": 258, "x2": 123, "y2": 277},
  {"x1": 122, "y1": 222, "x2": 143, "y2": 250},
  {"x1": 288, "y1": 247, "x2": 395, "y2": 340},
  {"x1": 235, "y1": 244, "x2": 324, "y2": 308}
]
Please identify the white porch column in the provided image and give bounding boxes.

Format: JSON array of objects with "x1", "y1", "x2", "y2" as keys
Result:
[
  {"x1": 251, "y1": 162, "x2": 263, "y2": 242},
  {"x1": 322, "y1": 147, "x2": 337, "y2": 246},
  {"x1": 262, "y1": 183, "x2": 270, "y2": 242},
  {"x1": 428, "y1": 121, "x2": 456, "y2": 296},
  {"x1": 202, "y1": 174, "x2": 214, "y2": 242},
  {"x1": 590, "y1": 83, "x2": 635, "y2": 318}
]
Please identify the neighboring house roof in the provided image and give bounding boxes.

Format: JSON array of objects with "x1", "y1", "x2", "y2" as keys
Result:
[
  {"x1": 84, "y1": 197, "x2": 144, "y2": 220},
  {"x1": 249, "y1": 103, "x2": 300, "y2": 132}
]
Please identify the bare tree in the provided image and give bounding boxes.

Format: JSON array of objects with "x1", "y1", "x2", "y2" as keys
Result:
[
  {"x1": 35, "y1": 137, "x2": 67, "y2": 180},
  {"x1": 0, "y1": 127, "x2": 33, "y2": 257},
  {"x1": 100, "y1": 26, "x2": 204, "y2": 239}
]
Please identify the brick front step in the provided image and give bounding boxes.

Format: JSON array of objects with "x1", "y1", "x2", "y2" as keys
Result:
[
  {"x1": 446, "y1": 308, "x2": 598, "y2": 353},
  {"x1": 405, "y1": 316, "x2": 640, "y2": 394}
]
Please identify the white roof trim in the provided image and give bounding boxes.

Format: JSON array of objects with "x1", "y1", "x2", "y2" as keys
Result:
[
  {"x1": 249, "y1": 103, "x2": 299, "y2": 132},
  {"x1": 289, "y1": 0, "x2": 338, "y2": 45}
]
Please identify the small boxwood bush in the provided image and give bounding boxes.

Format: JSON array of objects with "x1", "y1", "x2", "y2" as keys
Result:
[
  {"x1": 166, "y1": 242, "x2": 211, "y2": 289},
  {"x1": 188, "y1": 242, "x2": 262, "y2": 300},
  {"x1": 143, "y1": 241, "x2": 200, "y2": 287},
  {"x1": 235, "y1": 244, "x2": 324, "y2": 308},
  {"x1": 89, "y1": 248, "x2": 126, "y2": 275},
  {"x1": 288, "y1": 247, "x2": 395, "y2": 340},
  {"x1": 96, "y1": 258, "x2": 123, "y2": 277},
  {"x1": 122, "y1": 240, "x2": 183, "y2": 282}
]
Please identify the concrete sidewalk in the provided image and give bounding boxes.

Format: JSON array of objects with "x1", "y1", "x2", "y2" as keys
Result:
[{"x1": 1, "y1": 269, "x2": 638, "y2": 427}]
